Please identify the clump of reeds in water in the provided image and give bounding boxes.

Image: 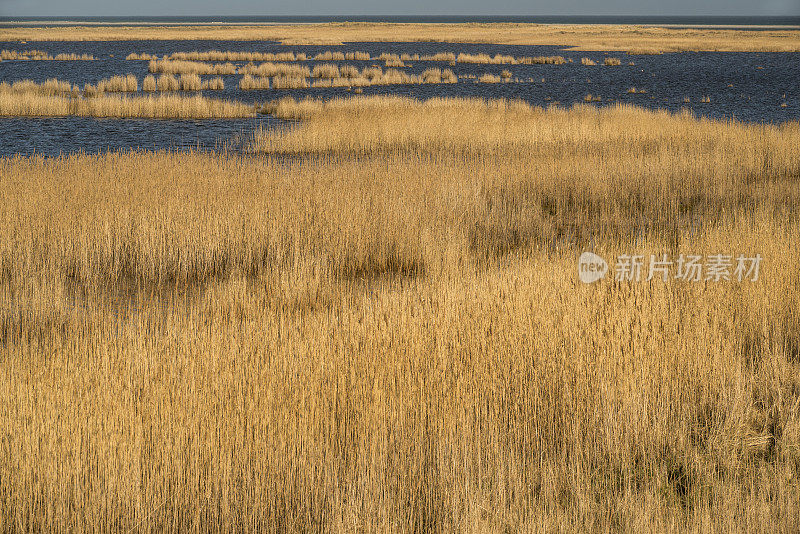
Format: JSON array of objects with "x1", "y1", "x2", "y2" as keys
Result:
[
  {"x1": 0, "y1": 78, "x2": 80, "y2": 97},
  {"x1": 179, "y1": 73, "x2": 202, "y2": 91},
  {"x1": 384, "y1": 58, "x2": 405, "y2": 67},
  {"x1": 148, "y1": 59, "x2": 237, "y2": 75},
  {"x1": 518, "y1": 56, "x2": 567, "y2": 64},
  {"x1": 271, "y1": 75, "x2": 310, "y2": 89},
  {"x1": 0, "y1": 49, "x2": 94, "y2": 60},
  {"x1": 126, "y1": 52, "x2": 157, "y2": 60},
  {"x1": 581, "y1": 57, "x2": 597, "y2": 65},
  {"x1": 627, "y1": 87, "x2": 647, "y2": 94},
  {"x1": 457, "y1": 53, "x2": 516, "y2": 64},
  {"x1": 142, "y1": 75, "x2": 157, "y2": 92},
  {"x1": 345, "y1": 51, "x2": 371, "y2": 60},
  {"x1": 90, "y1": 74, "x2": 138, "y2": 94},
  {"x1": 584, "y1": 93, "x2": 602, "y2": 102},
  {"x1": 240, "y1": 75, "x2": 271, "y2": 90},
  {"x1": 604, "y1": 57, "x2": 622, "y2": 66},
  {"x1": 311, "y1": 63, "x2": 341, "y2": 79},
  {"x1": 156, "y1": 74, "x2": 180, "y2": 91},
  {"x1": 339, "y1": 65, "x2": 361, "y2": 78},
  {"x1": 420, "y1": 68, "x2": 457, "y2": 84},
  {"x1": 203, "y1": 77, "x2": 224, "y2": 90},
  {"x1": 143, "y1": 74, "x2": 223, "y2": 91},
  {"x1": 419, "y1": 52, "x2": 456, "y2": 62},
  {"x1": 314, "y1": 51, "x2": 346, "y2": 61},
  {"x1": 239, "y1": 62, "x2": 311, "y2": 78},
  {"x1": 167, "y1": 50, "x2": 303, "y2": 62},
  {"x1": 0, "y1": 90, "x2": 254, "y2": 117},
  {"x1": 478, "y1": 73, "x2": 503, "y2": 83}
]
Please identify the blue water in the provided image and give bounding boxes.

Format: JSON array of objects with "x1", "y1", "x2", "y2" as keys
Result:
[{"x1": 1, "y1": 39, "x2": 798, "y2": 156}]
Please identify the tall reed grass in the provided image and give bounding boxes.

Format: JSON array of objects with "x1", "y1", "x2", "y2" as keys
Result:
[
  {"x1": 2, "y1": 95, "x2": 799, "y2": 531},
  {"x1": 239, "y1": 74, "x2": 271, "y2": 90},
  {"x1": 0, "y1": 90, "x2": 254, "y2": 117},
  {"x1": 239, "y1": 62, "x2": 311, "y2": 78},
  {"x1": 167, "y1": 50, "x2": 304, "y2": 62},
  {"x1": 5, "y1": 23, "x2": 800, "y2": 52},
  {"x1": 148, "y1": 59, "x2": 237, "y2": 75},
  {"x1": 0, "y1": 49, "x2": 94, "y2": 60}
]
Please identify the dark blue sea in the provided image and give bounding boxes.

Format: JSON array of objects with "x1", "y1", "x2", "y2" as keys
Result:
[{"x1": 0, "y1": 23, "x2": 798, "y2": 156}]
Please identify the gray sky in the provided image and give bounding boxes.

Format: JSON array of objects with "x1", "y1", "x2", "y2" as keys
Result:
[{"x1": 1, "y1": 0, "x2": 798, "y2": 17}]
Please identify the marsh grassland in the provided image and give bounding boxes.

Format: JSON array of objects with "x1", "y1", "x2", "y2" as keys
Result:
[
  {"x1": 3, "y1": 23, "x2": 800, "y2": 52},
  {"x1": 1, "y1": 96, "x2": 800, "y2": 532}
]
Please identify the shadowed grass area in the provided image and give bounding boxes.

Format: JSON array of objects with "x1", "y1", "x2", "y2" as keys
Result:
[{"x1": 1, "y1": 96, "x2": 800, "y2": 532}]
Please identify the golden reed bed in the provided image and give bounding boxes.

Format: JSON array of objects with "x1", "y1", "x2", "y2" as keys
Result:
[
  {"x1": 0, "y1": 86, "x2": 253, "y2": 117},
  {"x1": 2, "y1": 23, "x2": 800, "y2": 52},
  {"x1": 1, "y1": 97, "x2": 800, "y2": 532}
]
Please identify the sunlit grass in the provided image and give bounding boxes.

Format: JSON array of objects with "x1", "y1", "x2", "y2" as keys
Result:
[
  {"x1": 2, "y1": 96, "x2": 799, "y2": 531},
  {"x1": 0, "y1": 88, "x2": 255, "y2": 118}
]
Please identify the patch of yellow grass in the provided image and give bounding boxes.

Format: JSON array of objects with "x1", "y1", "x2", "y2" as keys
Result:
[
  {"x1": 478, "y1": 73, "x2": 503, "y2": 83},
  {"x1": 89, "y1": 74, "x2": 138, "y2": 94},
  {"x1": 271, "y1": 75, "x2": 311, "y2": 89},
  {"x1": 156, "y1": 74, "x2": 180, "y2": 91},
  {"x1": 202, "y1": 77, "x2": 225, "y2": 91},
  {"x1": 0, "y1": 78, "x2": 80, "y2": 97},
  {"x1": 168, "y1": 50, "x2": 303, "y2": 62},
  {"x1": 142, "y1": 74, "x2": 157, "y2": 92},
  {"x1": 0, "y1": 89, "x2": 255, "y2": 118},
  {"x1": 178, "y1": 73, "x2": 202, "y2": 91},
  {"x1": 604, "y1": 57, "x2": 622, "y2": 66},
  {"x1": 314, "y1": 50, "x2": 346, "y2": 61},
  {"x1": 2, "y1": 96, "x2": 800, "y2": 531},
  {"x1": 311, "y1": 63, "x2": 341, "y2": 79},
  {"x1": 581, "y1": 56, "x2": 597, "y2": 65},
  {"x1": 148, "y1": 59, "x2": 237, "y2": 75},
  {"x1": 239, "y1": 61, "x2": 311, "y2": 78},
  {"x1": 239, "y1": 74, "x2": 271, "y2": 90},
  {"x1": 457, "y1": 52, "x2": 516, "y2": 64},
  {"x1": 0, "y1": 49, "x2": 94, "y2": 60},
  {"x1": 5, "y1": 23, "x2": 798, "y2": 52},
  {"x1": 126, "y1": 52, "x2": 157, "y2": 60}
]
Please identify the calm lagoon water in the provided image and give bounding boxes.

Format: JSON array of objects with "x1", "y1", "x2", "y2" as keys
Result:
[{"x1": 0, "y1": 39, "x2": 798, "y2": 156}]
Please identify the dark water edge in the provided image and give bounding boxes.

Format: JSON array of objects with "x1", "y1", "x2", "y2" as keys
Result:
[
  {"x1": 1, "y1": 16, "x2": 799, "y2": 27},
  {"x1": 0, "y1": 117, "x2": 283, "y2": 158}
]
